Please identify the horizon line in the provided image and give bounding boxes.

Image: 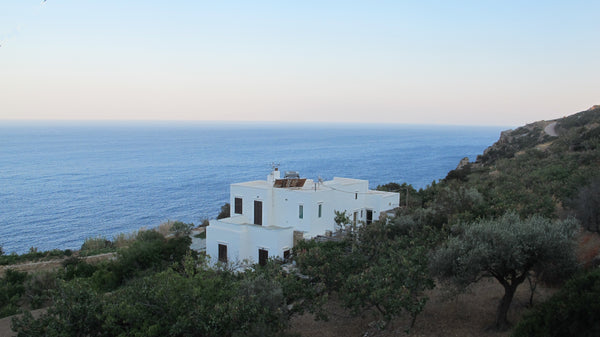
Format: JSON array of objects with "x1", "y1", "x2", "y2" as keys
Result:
[{"x1": 0, "y1": 118, "x2": 513, "y2": 129}]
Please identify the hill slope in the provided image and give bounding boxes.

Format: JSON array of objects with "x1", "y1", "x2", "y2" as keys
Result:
[{"x1": 446, "y1": 105, "x2": 600, "y2": 219}]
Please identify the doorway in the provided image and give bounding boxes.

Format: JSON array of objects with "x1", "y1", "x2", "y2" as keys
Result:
[{"x1": 258, "y1": 248, "x2": 268, "y2": 266}]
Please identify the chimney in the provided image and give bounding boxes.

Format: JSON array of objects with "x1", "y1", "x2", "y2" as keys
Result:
[{"x1": 267, "y1": 167, "x2": 281, "y2": 183}]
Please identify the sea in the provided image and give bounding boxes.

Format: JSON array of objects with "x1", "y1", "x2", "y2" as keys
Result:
[{"x1": 0, "y1": 121, "x2": 506, "y2": 254}]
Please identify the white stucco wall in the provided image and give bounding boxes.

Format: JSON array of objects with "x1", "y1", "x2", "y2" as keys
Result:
[
  {"x1": 207, "y1": 215, "x2": 293, "y2": 265},
  {"x1": 206, "y1": 173, "x2": 399, "y2": 265}
]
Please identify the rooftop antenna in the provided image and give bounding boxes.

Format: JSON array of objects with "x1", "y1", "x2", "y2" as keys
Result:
[{"x1": 314, "y1": 176, "x2": 323, "y2": 191}]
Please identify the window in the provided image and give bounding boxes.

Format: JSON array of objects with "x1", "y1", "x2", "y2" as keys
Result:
[
  {"x1": 355, "y1": 193, "x2": 358, "y2": 200},
  {"x1": 318, "y1": 204, "x2": 322, "y2": 218},
  {"x1": 218, "y1": 244, "x2": 228, "y2": 263},
  {"x1": 258, "y1": 249, "x2": 268, "y2": 266},
  {"x1": 299, "y1": 205, "x2": 304, "y2": 219},
  {"x1": 283, "y1": 249, "x2": 291, "y2": 261},
  {"x1": 366, "y1": 209, "x2": 373, "y2": 225},
  {"x1": 234, "y1": 197, "x2": 242, "y2": 214},
  {"x1": 254, "y1": 200, "x2": 263, "y2": 226}
]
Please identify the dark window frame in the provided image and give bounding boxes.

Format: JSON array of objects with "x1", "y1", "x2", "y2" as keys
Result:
[
  {"x1": 234, "y1": 197, "x2": 243, "y2": 214},
  {"x1": 254, "y1": 200, "x2": 263, "y2": 226},
  {"x1": 218, "y1": 244, "x2": 228, "y2": 263},
  {"x1": 258, "y1": 248, "x2": 268, "y2": 266},
  {"x1": 366, "y1": 209, "x2": 373, "y2": 225}
]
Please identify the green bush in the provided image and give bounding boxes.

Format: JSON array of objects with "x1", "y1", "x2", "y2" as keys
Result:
[
  {"x1": 170, "y1": 221, "x2": 193, "y2": 237},
  {"x1": 61, "y1": 256, "x2": 97, "y2": 281},
  {"x1": 0, "y1": 269, "x2": 27, "y2": 318},
  {"x1": 135, "y1": 229, "x2": 164, "y2": 242},
  {"x1": 81, "y1": 236, "x2": 113, "y2": 253},
  {"x1": 217, "y1": 202, "x2": 230, "y2": 219},
  {"x1": 512, "y1": 268, "x2": 600, "y2": 337},
  {"x1": 0, "y1": 249, "x2": 69, "y2": 266},
  {"x1": 23, "y1": 271, "x2": 58, "y2": 309}
]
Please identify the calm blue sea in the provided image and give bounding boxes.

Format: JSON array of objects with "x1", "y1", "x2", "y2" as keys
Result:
[{"x1": 0, "y1": 121, "x2": 505, "y2": 254}]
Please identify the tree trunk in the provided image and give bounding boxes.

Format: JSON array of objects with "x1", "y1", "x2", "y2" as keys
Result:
[
  {"x1": 495, "y1": 283, "x2": 517, "y2": 330},
  {"x1": 527, "y1": 274, "x2": 537, "y2": 307}
]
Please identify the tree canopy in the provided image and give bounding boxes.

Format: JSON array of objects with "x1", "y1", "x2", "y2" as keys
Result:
[
  {"x1": 295, "y1": 218, "x2": 436, "y2": 330},
  {"x1": 430, "y1": 212, "x2": 578, "y2": 330}
]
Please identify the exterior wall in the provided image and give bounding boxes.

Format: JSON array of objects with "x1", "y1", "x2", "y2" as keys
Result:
[
  {"x1": 207, "y1": 216, "x2": 293, "y2": 264},
  {"x1": 244, "y1": 225, "x2": 293, "y2": 262},
  {"x1": 207, "y1": 174, "x2": 399, "y2": 265},
  {"x1": 230, "y1": 184, "x2": 272, "y2": 226},
  {"x1": 206, "y1": 217, "x2": 248, "y2": 263}
]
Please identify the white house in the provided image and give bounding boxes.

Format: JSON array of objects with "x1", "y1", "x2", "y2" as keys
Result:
[{"x1": 207, "y1": 168, "x2": 399, "y2": 265}]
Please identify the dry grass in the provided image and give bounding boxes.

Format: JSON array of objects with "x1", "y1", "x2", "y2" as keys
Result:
[
  {"x1": 576, "y1": 230, "x2": 600, "y2": 268},
  {"x1": 112, "y1": 231, "x2": 140, "y2": 248},
  {"x1": 80, "y1": 235, "x2": 110, "y2": 251},
  {"x1": 156, "y1": 221, "x2": 174, "y2": 237}
]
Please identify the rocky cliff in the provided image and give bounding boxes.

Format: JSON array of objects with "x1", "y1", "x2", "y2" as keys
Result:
[{"x1": 475, "y1": 105, "x2": 600, "y2": 166}]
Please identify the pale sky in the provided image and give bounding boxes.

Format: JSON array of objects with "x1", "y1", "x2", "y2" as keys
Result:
[{"x1": 1, "y1": 1, "x2": 598, "y2": 126}]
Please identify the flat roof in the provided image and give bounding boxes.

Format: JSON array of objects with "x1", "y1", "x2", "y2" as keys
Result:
[{"x1": 232, "y1": 176, "x2": 372, "y2": 192}]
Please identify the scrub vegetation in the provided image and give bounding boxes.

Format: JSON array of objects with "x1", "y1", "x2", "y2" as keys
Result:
[{"x1": 1, "y1": 106, "x2": 600, "y2": 336}]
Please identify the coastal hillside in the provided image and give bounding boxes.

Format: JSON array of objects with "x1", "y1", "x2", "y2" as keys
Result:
[
  {"x1": 445, "y1": 105, "x2": 600, "y2": 221},
  {"x1": 2, "y1": 106, "x2": 599, "y2": 337},
  {"x1": 477, "y1": 105, "x2": 600, "y2": 165}
]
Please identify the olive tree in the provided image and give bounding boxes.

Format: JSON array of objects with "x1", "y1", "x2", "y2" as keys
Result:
[
  {"x1": 430, "y1": 212, "x2": 578, "y2": 330},
  {"x1": 295, "y1": 219, "x2": 435, "y2": 331}
]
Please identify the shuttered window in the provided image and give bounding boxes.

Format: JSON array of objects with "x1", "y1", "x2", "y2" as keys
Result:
[
  {"x1": 234, "y1": 197, "x2": 242, "y2": 214},
  {"x1": 366, "y1": 209, "x2": 373, "y2": 225},
  {"x1": 259, "y1": 249, "x2": 268, "y2": 266},
  {"x1": 218, "y1": 244, "x2": 227, "y2": 263}
]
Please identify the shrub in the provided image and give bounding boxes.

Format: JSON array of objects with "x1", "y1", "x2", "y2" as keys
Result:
[
  {"x1": 112, "y1": 231, "x2": 138, "y2": 248},
  {"x1": 573, "y1": 178, "x2": 600, "y2": 233},
  {"x1": 136, "y1": 229, "x2": 164, "y2": 242},
  {"x1": 0, "y1": 249, "x2": 68, "y2": 266},
  {"x1": 512, "y1": 268, "x2": 600, "y2": 337},
  {"x1": 23, "y1": 271, "x2": 58, "y2": 309},
  {"x1": 0, "y1": 269, "x2": 27, "y2": 318},
  {"x1": 61, "y1": 256, "x2": 97, "y2": 280},
  {"x1": 81, "y1": 236, "x2": 112, "y2": 252},
  {"x1": 170, "y1": 221, "x2": 193, "y2": 237},
  {"x1": 217, "y1": 203, "x2": 230, "y2": 219},
  {"x1": 156, "y1": 221, "x2": 174, "y2": 237}
]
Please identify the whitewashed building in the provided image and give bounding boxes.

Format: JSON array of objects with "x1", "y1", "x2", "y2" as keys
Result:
[{"x1": 207, "y1": 168, "x2": 399, "y2": 265}]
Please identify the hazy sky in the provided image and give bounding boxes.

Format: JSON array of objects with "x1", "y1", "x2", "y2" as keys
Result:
[{"x1": 1, "y1": 1, "x2": 598, "y2": 126}]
